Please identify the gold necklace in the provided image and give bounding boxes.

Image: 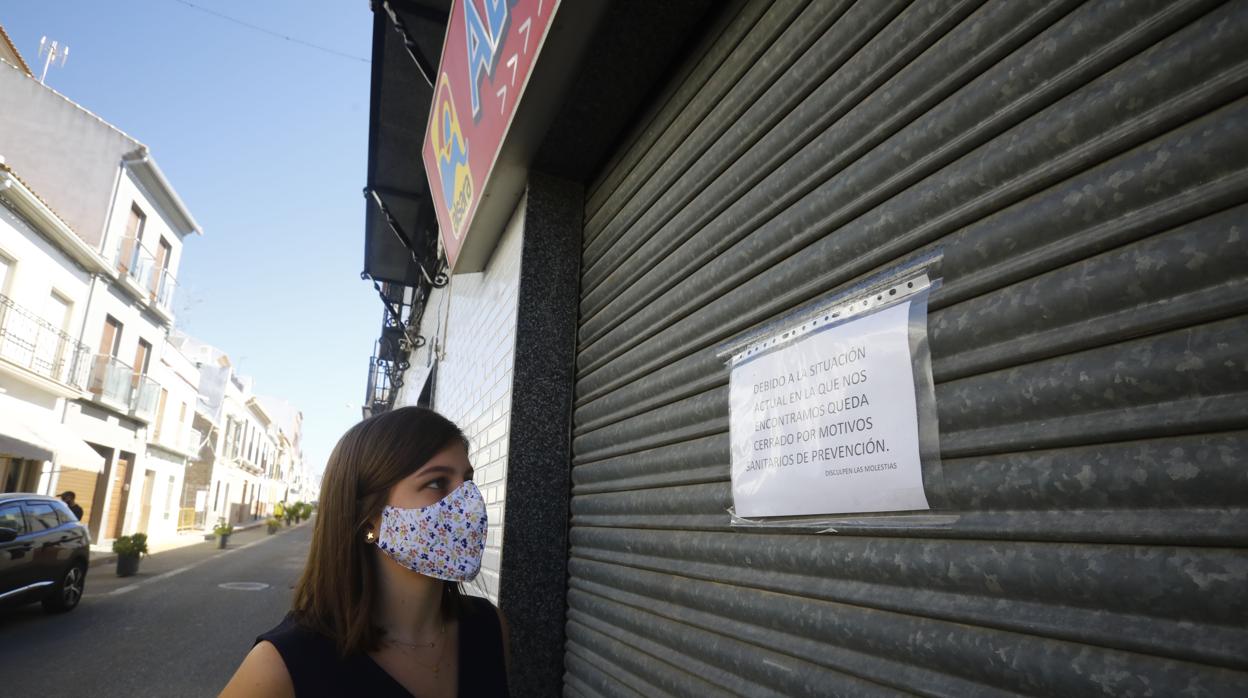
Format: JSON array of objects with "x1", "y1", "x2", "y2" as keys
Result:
[{"x1": 383, "y1": 621, "x2": 448, "y2": 675}]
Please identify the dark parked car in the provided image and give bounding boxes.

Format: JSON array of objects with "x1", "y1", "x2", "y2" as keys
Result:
[{"x1": 0, "y1": 493, "x2": 90, "y2": 613}]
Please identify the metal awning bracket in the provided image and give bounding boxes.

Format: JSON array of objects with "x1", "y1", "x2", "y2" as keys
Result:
[{"x1": 381, "y1": 0, "x2": 437, "y2": 88}]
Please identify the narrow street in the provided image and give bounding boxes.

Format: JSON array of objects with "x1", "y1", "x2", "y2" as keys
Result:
[{"x1": 0, "y1": 522, "x2": 312, "y2": 697}]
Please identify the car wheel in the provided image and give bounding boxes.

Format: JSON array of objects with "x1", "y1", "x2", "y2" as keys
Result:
[{"x1": 42, "y1": 562, "x2": 86, "y2": 613}]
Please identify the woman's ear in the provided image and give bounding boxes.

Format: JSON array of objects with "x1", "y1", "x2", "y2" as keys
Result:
[{"x1": 364, "y1": 512, "x2": 383, "y2": 543}]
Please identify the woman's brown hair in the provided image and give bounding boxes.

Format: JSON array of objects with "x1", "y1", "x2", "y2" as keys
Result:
[{"x1": 291, "y1": 406, "x2": 468, "y2": 656}]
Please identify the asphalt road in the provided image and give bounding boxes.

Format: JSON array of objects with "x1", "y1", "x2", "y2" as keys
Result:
[{"x1": 0, "y1": 520, "x2": 312, "y2": 698}]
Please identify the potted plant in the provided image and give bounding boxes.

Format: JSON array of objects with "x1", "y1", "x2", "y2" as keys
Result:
[
  {"x1": 266, "y1": 517, "x2": 281, "y2": 535},
  {"x1": 213, "y1": 521, "x2": 234, "y2": 549},
  {"x1": 112, "y1": 533, "x2": 148, "y2": 577}
]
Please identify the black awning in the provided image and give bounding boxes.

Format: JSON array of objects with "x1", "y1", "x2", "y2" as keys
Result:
[{"x1": 363, "y1": 0, "x2": 449, "y2": 286}]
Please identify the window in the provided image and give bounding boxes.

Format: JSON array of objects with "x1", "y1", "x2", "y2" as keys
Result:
[
  {"x1": 164, "y1": 476, "x2": 175, "y2": 520},
  {"x1": 128, "y1": 205, "x2": 145, "y2": 246},
  {"x1": 46, "y1": 292, "x2": 72, "y2": 333},
  {"x1": 119, "y1": 205, "x2": 146, "y2": 274},
  {"x1": 0, "y1": 504, "x2": 24, "y2": 533},
  {"x1": 154, "y1": 388, "x2": 169, "y2": 439},
  {"x1": 157, "y1": 237, "x2": 172, "y2": 272},
  {"x1": 126, "y1": 205, "x2": 146, "y2": 240},
  {"x1": 100, "y1": 316, "x2": 123, "y2": 357},
  {"x1": 25, "y1": 502, "x2": 60, "y2": 531},
  {"x1": 41, "y1": 292, "x2": 74, "y2": 375},
  {"x1": 0, "y1": 252, "x2": 14, "y2": 297},
  {"x1": 51, "y1": 501, "x2": 75, "y2": 525},
  {"x1": 134, "y1": 338, "x2": 153, "y2": 375}
]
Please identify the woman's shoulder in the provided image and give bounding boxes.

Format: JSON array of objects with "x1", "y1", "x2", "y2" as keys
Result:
[
  {"x1": 221, "y1": 630, "x2": 296, "y2": 698},
  {"x1": 257, "y1": 614, "x2": 344, "y2": 677},
  {"x1": 256, "y1": 612, "x2": 333, "y2": 652},
  {"x1": 245, "y1": 613, "x2": 372, "y2": 697}
]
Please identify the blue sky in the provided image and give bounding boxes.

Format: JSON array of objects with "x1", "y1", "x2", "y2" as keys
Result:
[{"x1": 2, "y1": 0, "x2": 381, "y2": 481}]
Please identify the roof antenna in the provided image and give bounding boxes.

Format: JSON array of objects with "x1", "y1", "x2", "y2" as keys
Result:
[{"x1": 37, "y1": 36, "x2": 69, "y2": 84}]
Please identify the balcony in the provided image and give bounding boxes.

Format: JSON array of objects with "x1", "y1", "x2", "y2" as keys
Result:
[
  {"x1": 151, "y1": 267, "x2": 177, "y2": 313},
  {"x1": 130, "y1": 373, "x2": 160, "y2": 421},
  {"x1": 115, "y1": 234, "x2": 177, "y2": 317},
  {"x1": 87, "y1": 355, "x2": 134, "y2": 410},
  {"x1": 0, "y1": 292, "x2": 91, "y2": 392},
  {"x1": 116, "y1": 233, "x2": 155, "y2": 287}
]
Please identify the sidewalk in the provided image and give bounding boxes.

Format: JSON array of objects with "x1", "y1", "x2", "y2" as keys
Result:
[{"x1": 88, "y1": 518, "x2": 309, "y2": 569}]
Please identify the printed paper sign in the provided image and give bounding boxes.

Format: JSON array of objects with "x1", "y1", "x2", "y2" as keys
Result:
[{"x1": 730, "y1": 301, "x2": 930, "y2": 517}]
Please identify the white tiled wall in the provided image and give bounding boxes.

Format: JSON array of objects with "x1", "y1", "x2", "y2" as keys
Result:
[{"x1": 396, "y1": 195, "x2": 525, "y2": 602}]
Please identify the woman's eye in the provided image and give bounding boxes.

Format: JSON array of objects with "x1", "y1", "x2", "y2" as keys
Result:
[{"x1": 427, "y1": 478, "x2": 449, "y2": 491}]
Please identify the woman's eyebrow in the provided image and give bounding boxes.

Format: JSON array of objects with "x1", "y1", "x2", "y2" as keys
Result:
[
  {"x1": 415, "y1": 464, "x2": 470, "y2": 478},
  {"x1": 415, "y1": 464, "x2": 456, "y2": 477}
]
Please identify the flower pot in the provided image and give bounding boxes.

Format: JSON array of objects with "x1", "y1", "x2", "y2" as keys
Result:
[
  {"x1": 216, "y1": 534, "x2": 230, "y2": 549},
  {"x1": 267, "y1": 524, "x2": 279, "y2": 535},
  {"x1": 116, "y1": 553, "x2": 141, "y2": 577}
]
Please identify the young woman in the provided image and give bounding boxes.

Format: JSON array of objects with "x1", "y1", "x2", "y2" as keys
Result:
[{"x1": 221, "y1": 407, "x2": 510, "y2": 697}]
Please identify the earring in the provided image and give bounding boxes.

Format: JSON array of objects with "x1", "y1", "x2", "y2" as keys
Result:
[{"x1": 365, "y1": 530, "x2": 376, "y2": 543}]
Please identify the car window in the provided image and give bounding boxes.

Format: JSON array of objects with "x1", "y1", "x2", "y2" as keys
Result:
[
  {"x1": 51, "y1": 500, "x2": 75, "y2": 524},
  {"x1": 0, "y1": 504, "x2": 25, "y2": 534},
  {"x1": 25, "y1": 503, "x2": 60, "y2": 531}
]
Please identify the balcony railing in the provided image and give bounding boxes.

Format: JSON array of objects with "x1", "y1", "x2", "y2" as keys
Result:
[
  {"x1": 152, "y1": 267, "x2": 177, "y2": 312},
  {"x1": 116, "y1": 234, "x2": 155, "y2": 285},
  {"x1": 130, "y1": 373, "x2": 160, "y2": 420},
  {"x1": 154, "y1": 420, "x2": 198, "y2": 455},
  {"x1": 88, "y1": 355, "x2": 135, "y2": 408},
  {"x1": 0, "y1": 292, "x2": 91, "y2": 390},
  {"x1": 115, "y1": 234, "x2": 177, "y2": 313},
  {"x1": 364, "y1": 353, "x2": 395, "y2": 418}
]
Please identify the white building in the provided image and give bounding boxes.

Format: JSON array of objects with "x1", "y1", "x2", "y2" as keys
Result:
[
  {"x1": 0, "y1": 43, "x2": 202, "y2": 544},
  {"x1": 172, "y1": 334, "x2": 306, "y2": 529},
  {"x1": 0, "y1": 159, "x2": 110, "y2": 507},
  {"x1": 255, "y1": 395, "x2": 307, "y2": 506}
]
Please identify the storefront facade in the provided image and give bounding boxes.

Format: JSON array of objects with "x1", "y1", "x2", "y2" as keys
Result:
[{"x1": 365, "y1": 1, "x2": 1247, "y2": 694}]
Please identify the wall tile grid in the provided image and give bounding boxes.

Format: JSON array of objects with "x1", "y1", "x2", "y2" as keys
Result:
[{"x1": 415, "y1": 197, "x2": 525, "y2": 602}]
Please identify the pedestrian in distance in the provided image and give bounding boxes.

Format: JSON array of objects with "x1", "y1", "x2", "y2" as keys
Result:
[
  {"x1": 59, "y1": 491, "x2": 83, "y2": 520},
  {"x1": 221, "y1": 406, "x2": 509, "y2": 697}
]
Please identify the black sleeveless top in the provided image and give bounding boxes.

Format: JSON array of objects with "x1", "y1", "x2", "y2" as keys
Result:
[{"x1": 255, "y1": 595, "x2": 510, "y2": 697}]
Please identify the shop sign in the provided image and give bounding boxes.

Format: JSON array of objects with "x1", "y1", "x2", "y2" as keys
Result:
[
  {"x1": 423, "y1": 0, "x2": 559, "y2": 270},
  {"x1": 729, "y1": 301, "x2": 932, "y2": 518}
]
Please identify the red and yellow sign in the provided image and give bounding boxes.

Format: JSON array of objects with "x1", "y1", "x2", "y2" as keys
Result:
[{"x1": 423, "y1": 0, "x2": 560, "y2": 270}]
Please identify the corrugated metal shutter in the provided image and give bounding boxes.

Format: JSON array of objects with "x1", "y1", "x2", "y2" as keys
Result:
[{"x1": 566, "y1": 0, "x2": 1248, "y2": 695}]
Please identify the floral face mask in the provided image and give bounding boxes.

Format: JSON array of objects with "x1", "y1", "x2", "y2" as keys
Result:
[{"x1": 374, "y1": 481, "x2": 488, "y2": 582}]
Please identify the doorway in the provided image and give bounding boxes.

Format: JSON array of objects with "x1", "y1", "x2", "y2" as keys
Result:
[
  {"x1": 137, "y1": 468, "x2": 156, "y2": 534},
  {"x1": 108, "y1": 451, "x2": 134, "y2": 539},
  {"x1": 87, "y1": 444, "x2": 113, "y2": 540}
]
